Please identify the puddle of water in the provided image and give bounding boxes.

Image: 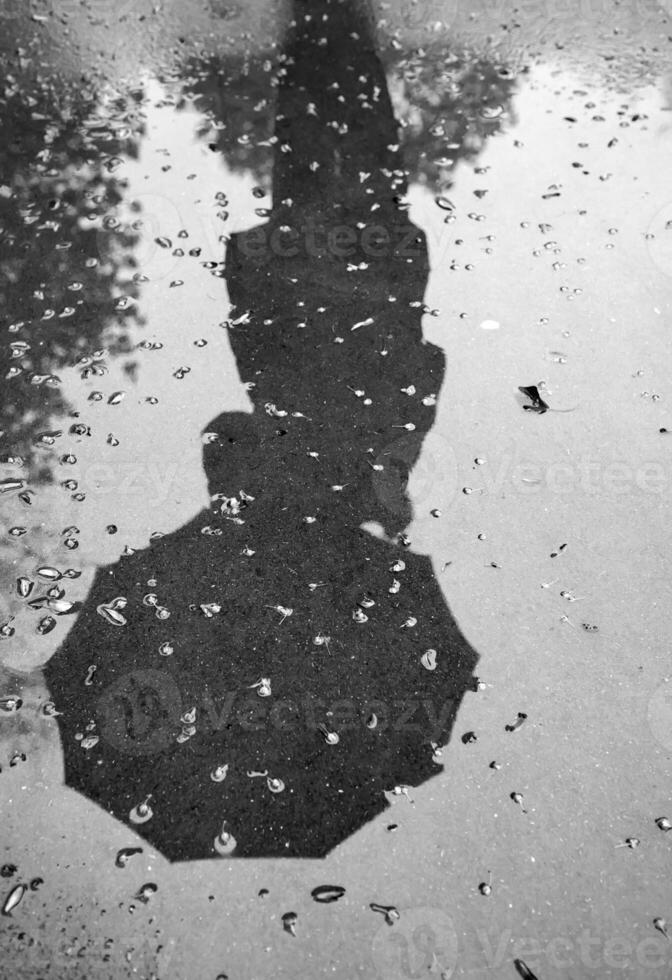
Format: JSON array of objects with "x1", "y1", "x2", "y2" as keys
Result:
[{"x1": 2, "y1": 0, "x2": 672, "y2": 978}]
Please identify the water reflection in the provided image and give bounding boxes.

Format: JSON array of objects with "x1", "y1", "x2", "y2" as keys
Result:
[
  {"x1": 0, "y1": 73, "x2": 144, "y2": 469},
  {"x1": 0, "y1": 71, "x2": 148, "y2": 671},
  {"x1": 181, "y1": 28, "x2": 517, "y2": 192},
  {"x1": 39, "y1": 0, "x2": 521, "y2": 860}
]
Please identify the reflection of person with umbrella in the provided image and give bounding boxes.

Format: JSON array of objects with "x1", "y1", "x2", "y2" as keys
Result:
[{"x1": 46, "y1": 0, "x2": 479, "y2": 860}]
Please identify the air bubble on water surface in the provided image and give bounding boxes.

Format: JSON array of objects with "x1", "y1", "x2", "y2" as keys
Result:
[
  {"x1": 129, "y1": 796, "x2": 154, "y2": 825},
  {"x1": 213, "y1": 823, "x2": 236, "y2": 856},
  {"x1": 0, "y1": 479, "x2": 24, "y2": 495},
  {"x1": 115, "y1": 847, "x2": 143, "y2": 868},
  {"x1": 16, "y1": 577, "x2": 34, "y2": 598},
  {"x1": 0, "y1": 697, "x2": 22, "y2": 713},
  {"x1": 37, "y1": 616, "x2": 56, "y2": 635},
  {"x1": 281, "y1": 911, "x2": 298, "y2": 935},
  {"x1": 97, "y1": 600, "x2": 128, "y2": 627}
]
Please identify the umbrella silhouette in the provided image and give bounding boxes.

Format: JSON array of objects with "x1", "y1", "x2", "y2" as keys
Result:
[{"x1": 45, "y1": 0, "x2": 480, "y2": 860}]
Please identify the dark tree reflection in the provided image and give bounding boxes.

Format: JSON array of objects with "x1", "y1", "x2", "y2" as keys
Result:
[
  {"x1": 177, "y1": 28, "x2": 517, "y2": 191},
  {"x1": 383, "y1": 45, "x2": 518, "y2": 188},
  {"x1": 0, "y1": 62, "x2": 144, "y2": 480}
]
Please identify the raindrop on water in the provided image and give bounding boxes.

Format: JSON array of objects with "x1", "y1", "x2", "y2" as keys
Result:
[
  {"x1": 129, "y1": 796, "x2": 154, "y2": 825},
  {"x1": 281, "y1": 911, "x2": 298, "y2": 936}
]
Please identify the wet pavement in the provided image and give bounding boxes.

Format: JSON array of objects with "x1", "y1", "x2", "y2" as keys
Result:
[{"x1": 2, "y1": 0, "x2": 672, "y2": 977}]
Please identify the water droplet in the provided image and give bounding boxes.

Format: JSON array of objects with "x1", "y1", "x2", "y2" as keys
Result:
[
  {"x1": 370, "y1": 902, "x2": 400, "y2": 925},
  {"x1": 281, "y1": 911, "x2": 298, "y2": 936},
  {"x1": 16, "y1": 577, "x2": 34, "y2": 598},
  {"x1": 47, "y1": 598, "x2": 76, "y2": 615},
  {"x1": 505, "y1": 712, "x2": 528, "y2": 733},
  {"x1": 510, "y1": 792, "x2": 527, "y2": 812},
  {"x1": 135, "y1": 882, "x2": 158, "y2": 904},
  {"x1": 317, "y1": 724, "x2": 339, "y2": 745},
  {"x1": 97, "y1": 601, "x2": 127, "y2": 627},
  {"x1": 210, "y1": 764, "x2": 229, "y2": 783},
  {"x1": 37, "y1": 616, "x2": 56, "y2": 635},
  {"x1": 0, "y1": 697, "x2": 22, "y2": 713},
  {"x1": 115, "y1": 847, "x2": 143, "y2": 868},
  {"x1": 250, "y1": 677, "x2": 272, "y2": 697},
  {"x1": 311, "y1": 885, "x2": 345, "y2": 903},
  {"x1": 2, "y1": 883, "x2": 26, "y2": 916},
  {"x1": 214, "y1": 822, "x2": 236, "y2": 856},
  {"x1": 129, "y1": 797, "x2": 153, "y2": 825}
]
